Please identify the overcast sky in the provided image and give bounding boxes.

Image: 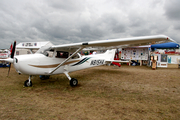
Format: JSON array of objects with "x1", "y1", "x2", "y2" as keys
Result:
[{"x1": 0, "y1": 0, "x2": 180, "y2": 49}]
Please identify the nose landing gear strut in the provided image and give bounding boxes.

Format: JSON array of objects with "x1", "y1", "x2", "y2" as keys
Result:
[{"x1": 24, "y1": 75, "x2": 32, "y2": 87}]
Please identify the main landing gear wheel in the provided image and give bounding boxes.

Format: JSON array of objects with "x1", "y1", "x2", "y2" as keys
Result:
[
  {"x1": 70, "y1": 78, "x2": 78, "y2": 87},
  {"x1": 24, "y1": 80, "x2": 32, "y2": 87}
]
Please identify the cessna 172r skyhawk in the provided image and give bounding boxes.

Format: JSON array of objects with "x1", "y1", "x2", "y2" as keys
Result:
[{"x1": 0, "y1": 35, "x2": 175, "y2": 87}]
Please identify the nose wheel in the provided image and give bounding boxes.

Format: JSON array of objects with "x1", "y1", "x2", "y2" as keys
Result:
[{"x1": 24, "y1": 76, "x2": 32, "y2": 87}]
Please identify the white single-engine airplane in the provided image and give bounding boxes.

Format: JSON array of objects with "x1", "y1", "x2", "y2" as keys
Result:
[{"x1": 0, "y1": 35, "x2": 175, "y2": 87}]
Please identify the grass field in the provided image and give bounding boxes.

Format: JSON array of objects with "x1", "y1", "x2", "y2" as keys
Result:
[{"x1": 0, "y1": 65, "x2": 180, "y2": 120}]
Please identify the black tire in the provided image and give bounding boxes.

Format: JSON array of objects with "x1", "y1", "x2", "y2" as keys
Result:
[
  {"x1": 39, "y1": 75, "x2": 45, "y2": 80},
  {"x1": 24, "y1": 80, "x2": 32, "y2": 87},
  {"x1": 70, "y1": 78, "x2": 78, "y2": 87},
  {"x1": 40, "y1": 75, "x2": 50, "y2": 80}
]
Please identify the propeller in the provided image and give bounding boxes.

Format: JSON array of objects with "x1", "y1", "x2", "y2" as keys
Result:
[{"x1": 7, "y1": 41, "x2": 16, "y2": 76}]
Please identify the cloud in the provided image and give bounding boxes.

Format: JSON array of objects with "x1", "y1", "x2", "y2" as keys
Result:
[
  {"x1": 0, "y1": 0, "x2": 180, "y2": 49},
  {"x1": 46, "y1": 0, "x2": 85, "y2": 12},
  {"x1": 164, "y1": 0, "x2": 180, "y2": 21}
]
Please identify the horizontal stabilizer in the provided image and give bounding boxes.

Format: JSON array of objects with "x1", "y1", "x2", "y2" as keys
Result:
[{"x1": 105, "y1": 60, "x2": 131, "y2": 63}]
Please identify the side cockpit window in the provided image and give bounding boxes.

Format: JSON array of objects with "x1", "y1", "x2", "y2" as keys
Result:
[{"x1": 56, "y1": 51, "x2": 69, "y2": 58}]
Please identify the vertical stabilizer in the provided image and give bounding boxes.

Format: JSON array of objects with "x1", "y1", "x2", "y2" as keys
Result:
[{"x1": 103, "y1": 49, "x2": 116, "y2": 61}]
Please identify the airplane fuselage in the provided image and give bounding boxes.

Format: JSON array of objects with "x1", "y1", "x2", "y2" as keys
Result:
[{"x1": 13, "y1": 53, "x2": 108, "y2": 75}]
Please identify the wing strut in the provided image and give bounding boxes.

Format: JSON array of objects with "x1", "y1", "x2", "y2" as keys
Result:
[{"x1": 49, "y1": 47, "x2": 84, "y2": 74}]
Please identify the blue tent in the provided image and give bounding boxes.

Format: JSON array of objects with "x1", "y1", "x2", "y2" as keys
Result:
[{"x1": 151, "y1": 42, "x2": 179, "y2": 49}]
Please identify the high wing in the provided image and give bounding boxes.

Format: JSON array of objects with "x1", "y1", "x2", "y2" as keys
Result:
[
  {"x1": 47, "y1": 35, "x2": 174, "y2": 74},
  {"x1": 51, "y1": 35, "x2": 175, "y2": 51}
]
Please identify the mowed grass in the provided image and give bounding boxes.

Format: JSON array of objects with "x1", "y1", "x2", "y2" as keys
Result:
[{"x1": 0, "y1": 64, "x2": 180, "y2": 119}]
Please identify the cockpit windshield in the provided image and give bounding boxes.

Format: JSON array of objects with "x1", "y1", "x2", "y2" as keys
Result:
[
  {"x1": 36, "y1": 42, "x2": 53, "y2": 56},
  {"x1": 36, "y1": 46, "x2": 50, "y2": 54}
]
